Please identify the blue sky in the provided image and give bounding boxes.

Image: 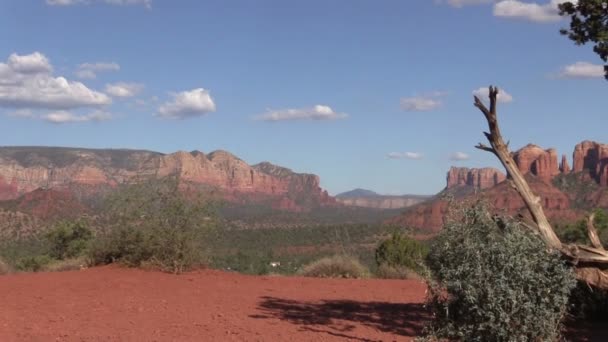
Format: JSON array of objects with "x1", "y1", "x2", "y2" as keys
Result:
[{"x1": 0, "y1": 0, "x2": 606, "y2": 195}]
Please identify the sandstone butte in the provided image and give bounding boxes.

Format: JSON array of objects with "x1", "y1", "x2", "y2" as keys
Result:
[
  {"x1": 391, "y1": 140, "x2": 608, "y2": 232},
  {"x1": 0, "y1": 147, "x2": 335, "y2": 212}
]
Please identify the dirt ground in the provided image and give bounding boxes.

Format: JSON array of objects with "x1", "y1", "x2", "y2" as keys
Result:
[
  {"x1": 0, "y1": 266, "x2": 429, "y2": 341},
  {"x1": 2, "y1": 266, "x2": 607, "y2": 342}
]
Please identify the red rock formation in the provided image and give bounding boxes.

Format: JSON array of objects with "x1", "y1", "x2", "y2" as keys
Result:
[
  {"x1": 389, "y1": 176, "x2": 577, "y2": 232},
  {"x1": 0, "y1": 147, "x2": 335, "y2": 211},
  {"x1": 446, "y1": 167, "x2": 506, "y2": 190},
  {"x1": 560, "y1": 154, "x2": 571, "y2": 174},
  {"x1": 572, "y1": 141, "x2": 608, "y2": 186},
  {"x1": 512, "y1": 144, "x2": 560, "y2": 181}
]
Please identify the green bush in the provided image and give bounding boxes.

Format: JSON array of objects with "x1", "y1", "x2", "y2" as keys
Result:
[
  {"x1": 299, "y1": 255, "x2": 369, "y2": 279},
  {"x1": 15, "y1": 255, "x2": 52, "y2": 272},
  {"x1": 89, "y1": 177, "x2": 216, "y2": 273},
  {"x1": 45, "y1": 220, "x2": 93, "y2": 260},
  {"x1": 424, "y1": 203, "x2": 576, "y2": 341},
  {"x1": 87, "y1": 226, "x2": 153, "y2": 267},
  {"x1": 375, "y1": 232, "x2": 427, "y2": 272}
]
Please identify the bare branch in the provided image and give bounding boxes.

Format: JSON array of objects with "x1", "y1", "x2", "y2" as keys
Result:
[
  {"x1": 587, "y1": 213, "x2": 605, "y2": 251},
  {"x1": 475, "y1": 143, "x2": 495, "y2": 153}
]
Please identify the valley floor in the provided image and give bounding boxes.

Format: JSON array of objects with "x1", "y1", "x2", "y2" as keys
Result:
[{"x1": 0, "y1": 266, "x2": 429, "y2": 341}]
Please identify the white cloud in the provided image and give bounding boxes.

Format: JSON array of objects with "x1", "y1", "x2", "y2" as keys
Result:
[
  {"x1": 42, "y1": 110, "x2": 112, "y2": 124},
  {"x1": 47, "y1": 0, "x2": 151, "y2": 8},
  {"x1": 493, "y1": 0, "x2": 570, "y2": 23},
  {"x1": 157, "y1": 88, "x2": 216, "y2": 119},
  {"x1": 256, "y1": 105, "x2": 348, "y2": 121},
  {"x1": 555, "y1": 62, "x2": 605, "y2": 79},
  {"x1": 387, "y1": 152, "x2": 424, "y2": 160},
  {"x1": 472, "y1": 86, "x2": 513, "y2": 103},
  {"x1": 8, "y1": 52, "x2": 52, "y2": 74},
  {"x1": 441, "y1": 0, "x2": 495, "y2": 8},
  {"x1": 400, "y1": 91, "x2": 447, "y2": 112},
  {"x1": 46, "y1": 0, "x2": 86, "y2": 5},
  {"x1": 0, "y1": 52, "x2": 111, "y2": 110},
  {"x1": 105, "y1": 82, "x2": 143, "y2": 97},
  {"x1": 75, "y1": 62, "x2": 120, "y2": 79},
  {"x1": 450, "y1": 152, "x2": 471, "y2": 161}
]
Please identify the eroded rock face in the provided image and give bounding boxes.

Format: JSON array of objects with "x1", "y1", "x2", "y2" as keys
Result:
[
  {"x1": 446, "y1": 167, "x2": 506, "y2": 190},
  {"x1": 573, "y1": 141, "x2": 608, "y2": 186},
  {"x1": 560, "y1": 154, "x2": 571, "y2": 174},
  {"x1": 0, "y1": 147, "x2": 335, "y2": 211},
  {"x1": 512, "y1": 145, "x2": 560, "y2": 181}
]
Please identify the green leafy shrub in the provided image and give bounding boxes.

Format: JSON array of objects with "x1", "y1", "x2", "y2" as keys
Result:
[
  {"x1": 45, "y1": 220, "x2": 93, "y2": 260},
  {"x1": 299, "y1": 255, "x2": 369, "y2": 278},
  {"x1": 375, "y1": 232, "x2": 427, "y2": 272},
  {"x1": 89, "y1": 177, "x2": 216, "y2": 273},
  {"x1": 15, "y1": 255, "x2": 52, "y2": 272},
  {"x1": 424, "y1": 203, "x2": 576, "y2": 341}
]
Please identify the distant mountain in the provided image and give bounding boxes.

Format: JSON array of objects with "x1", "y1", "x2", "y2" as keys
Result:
[
  {"x1": 336, "y1": 189, "x2": 380, "y2": 198},
  {"x1": 336, "y1": 188, "x2": 431, "y2": 209},
  {"x1": 0, "y1": 146, "x2": 336, "y2": 215}
]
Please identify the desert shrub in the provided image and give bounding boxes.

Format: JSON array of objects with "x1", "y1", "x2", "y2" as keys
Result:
[
  {"x1": 41, "y1": 257, "x2": 86, "y2": 272},
  {"x1": 89, "y1": 177, "x2": 217, "y2": 273},
  {"x1": 556, "y1": 219, "x2": 588, "y2": 244},
  {"x1": 424, "y1": 202, "x2": 576, "y2": 341},
  {"x1": 87, "y1": 226, "x2": 153, "y2": 266},
  {"x1": 299, "y1": 255, "x2": 369, "y2": 279},
  {"x1": 0, "y1": 258, "x2": 10, "y2": 275},
  {"x1": 375, "y1": 263, "x2": 421, "y2": 280},
  {"x1": 375, "y1": 232, "x2": 427, "y2": 272},
  {"x1": 45, "y1": 220, "x2": 93, "y2": 260},
  {"x1": 15, "y1": 255, "x2": 52, "y2": 272}
]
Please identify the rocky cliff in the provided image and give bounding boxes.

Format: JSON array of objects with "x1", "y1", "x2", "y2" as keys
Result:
[
  {"x1": 0, "y1": 147, "x2": 335, "y2": 211},
  {"x1": 512, "y1": 144, "x2": 561, "y2": 181},
  {"x1": 390, "y1": 140, "x2": 608, "y2": 232},
  {"x1": 446, "y1": 167, "x2": 506, "y2": 190},
  {"x1": 573, "y1": 141, "x2": 608, "y2": 186}
]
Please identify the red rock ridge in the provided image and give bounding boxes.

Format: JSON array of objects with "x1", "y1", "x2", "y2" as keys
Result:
[
  {"x1": 446, "y1": 167, "x2": 506, "y2": 190},
  {"x1": 0, "y1": 147, "x2": 335, "y2": 211}
]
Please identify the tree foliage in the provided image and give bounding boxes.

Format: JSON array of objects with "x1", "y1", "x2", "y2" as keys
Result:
[{"x1": 559, "y1": 1, "x2": 608, "y2": 79}]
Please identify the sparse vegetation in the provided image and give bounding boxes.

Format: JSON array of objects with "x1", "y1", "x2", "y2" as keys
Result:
[
  {"x1": 299, "y1": 255, "x2": 370, "y2": 279},
  {"x1": 375, "y1": 263, "x2": 421, "y2": 280},
  {"x1": 41, "y1": 257, "x2": 86, "y2": 272},
  {"x1": 424, "y1": 203, "x2": 576, "y2": 341},
  {"x1": 88, "y1": 177, "x2": 217, "y2": 273}
]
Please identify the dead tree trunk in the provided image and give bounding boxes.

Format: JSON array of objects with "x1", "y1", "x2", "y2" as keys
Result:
[{"x1": 474, "y1": 86, "x2": 608, "y2": 289}]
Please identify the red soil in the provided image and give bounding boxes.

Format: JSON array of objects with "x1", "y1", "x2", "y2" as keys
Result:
[{"x1": 0, "y1": 266, "x2": 429, "y2": 341}]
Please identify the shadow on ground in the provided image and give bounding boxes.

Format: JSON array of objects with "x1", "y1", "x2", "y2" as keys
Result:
[{"x1": 251, "y1": 296, "x2": 430, "y2": 341}]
